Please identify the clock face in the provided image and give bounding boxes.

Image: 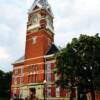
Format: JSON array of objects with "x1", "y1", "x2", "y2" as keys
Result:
[
  {"x1": 27, "y1": 14, "x2": 40, "y2": 30},
  {"x1": 32, "y1": 15, "x2": 38, "y2": 24}
]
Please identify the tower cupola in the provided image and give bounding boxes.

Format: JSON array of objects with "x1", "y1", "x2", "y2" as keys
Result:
[{"x1": 27, "y1": 0, "x2": 54, "y2": 34}]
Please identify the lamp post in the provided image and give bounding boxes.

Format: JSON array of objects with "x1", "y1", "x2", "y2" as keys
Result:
[{"x1": 43, "y1": 80, "x2": 47, "y2": 100}]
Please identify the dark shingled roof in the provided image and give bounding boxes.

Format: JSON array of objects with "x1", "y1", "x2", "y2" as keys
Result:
[{"x1": 46, "y1": 44, "x2": 59, "y2": 55}]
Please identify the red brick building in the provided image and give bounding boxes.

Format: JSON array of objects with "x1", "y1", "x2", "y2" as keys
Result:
[{"x1": 11, "y1": 0, "x2": 70, "y2": 99}]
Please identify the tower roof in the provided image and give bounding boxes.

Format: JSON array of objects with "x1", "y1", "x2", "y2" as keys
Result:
[
  {"x1": 32, "y1": 0, "x2": 49, "y2": 9},
  {"x1": 29, "y1": 0, "x2": 53, "y2": 17},
  {"x1": 37, "y1": 0, "x2": 49, "y2": 8}
]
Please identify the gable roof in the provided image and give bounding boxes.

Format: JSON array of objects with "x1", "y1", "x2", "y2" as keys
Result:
[
  {"x1": 46, "y1": 44, "x2": 59, "y2": 55},
  {"x1": 13, "y1": 56, "x2": 24, "y2": 65}
]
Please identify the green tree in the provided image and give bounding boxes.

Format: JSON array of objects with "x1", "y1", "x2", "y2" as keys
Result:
[
  {"x1": 0, "y1": 70, "x2": 12, "y2": 99},
  {"x1": 55, "y1": 34, "x2": 100, "y2": 100}
]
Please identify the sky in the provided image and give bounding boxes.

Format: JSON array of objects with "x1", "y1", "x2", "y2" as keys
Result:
[{"x1": 0, "y1": 0, "x2": 100, "y2": 72}]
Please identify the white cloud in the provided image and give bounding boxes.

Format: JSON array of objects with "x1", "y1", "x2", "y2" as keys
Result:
[
  {"x1": 74, "y1": 0, "x2": 100, "y2": 15},
  {"x1": 0, "y1": 24, "x2": 12, "y2": 41},
  {"x1": 0, "y1": 47, "x2": 10, "y2": 60},
  {"x1": 0, "y1": 0, "x2": 100, "y2": 71}
]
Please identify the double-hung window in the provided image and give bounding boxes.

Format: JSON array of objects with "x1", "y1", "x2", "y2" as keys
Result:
[
  {"x1": 47, "y1": 63, "x2": 51, "y2": 82},
  {"x1": 47, "y1": 86, "x2": 51, "y2": 97}
]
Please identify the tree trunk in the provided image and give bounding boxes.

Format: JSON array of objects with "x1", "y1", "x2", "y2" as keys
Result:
[
  {"x1": 70, "y1": 91, "x2": 73, "y2": 100},
  {"x1": 90, "y1": 82, "x2": 95, "y2": 100},
  {"x1": 77, "y1": 87, "x2": 80, "y2": 100},
  {"x1": 91, "y1": 89, "x2": 95, "y2": 100},
  {"x1": 70, "y1": 87, "x2": 77, "y2": 100},
  {"x1": 77, "y1": 92, "x2": 80, "y2": 100},
  {"x1": 70, "y1": 87, "x2": 73, "y2": 100}
]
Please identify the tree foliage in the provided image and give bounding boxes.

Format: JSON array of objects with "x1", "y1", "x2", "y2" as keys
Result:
[
  {"x1": 55, "y1": 34, "x2": 100, "y2": 99},
  {"x1": 0, "y1": 70, "x2": 12, "y2": 99}
]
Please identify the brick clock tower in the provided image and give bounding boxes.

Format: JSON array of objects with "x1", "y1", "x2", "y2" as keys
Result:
[
  {"x1": 11, "y1": 0, "x2": 70, "y2": 99},
  {"x1": 24, "y1": 0, "x2": 54, "y2": 83},
  {"x1": 25, "y1": 0, "x2": 54, "y2": 60}
]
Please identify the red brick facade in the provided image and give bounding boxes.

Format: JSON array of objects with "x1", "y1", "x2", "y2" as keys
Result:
[{"x1": 11, "y1": 0, "x2": 69, "y2": 99}]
